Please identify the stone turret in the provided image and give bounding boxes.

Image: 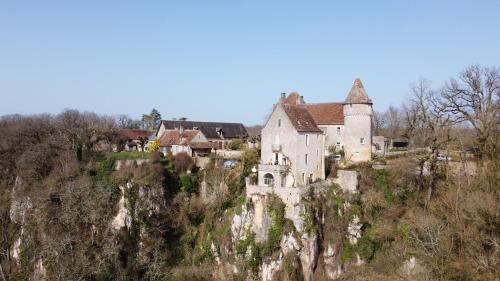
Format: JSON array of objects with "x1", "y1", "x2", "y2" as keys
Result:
[{"x1": 342, "y1": 78, "x2": 373, "y2": 162}]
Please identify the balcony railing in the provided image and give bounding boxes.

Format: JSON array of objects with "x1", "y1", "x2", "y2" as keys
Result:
[{"x1": 258, "y1": 164, "x2": 288, "y2": 173}]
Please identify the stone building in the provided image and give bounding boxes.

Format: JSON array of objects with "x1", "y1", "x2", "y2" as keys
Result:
[
  {"x1": 342, "y1": 79, "x2": 373, "y2": 162},
  {"x1": 156, "y1": 120, "x2": 248, "y2": 149},
  {"x1": 248, "y1": 78, "x2": 373, "y2": 192},
  {"x1": 117, "y1": 129, "x2": 153, "y2": 152},
  {"x1": 259, "y1": 99, "x2": 326, "y2": 188},
  {"x1": 158, "y1": 128, "x2": 216, "y2": 157}
]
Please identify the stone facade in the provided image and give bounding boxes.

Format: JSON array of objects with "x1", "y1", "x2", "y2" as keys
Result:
[
  {"x1": 278, "y1": 78, "x2": 374, "y2": 162},
  {"x1": 318, "y1": 124, "x2": 344, "y2": 155},
  {"x1": 343, "y1": 103, "x2": 373, "y2": 162},
  {"x1": 259, "y1": 102, "x2": 325, "y2": 188}
]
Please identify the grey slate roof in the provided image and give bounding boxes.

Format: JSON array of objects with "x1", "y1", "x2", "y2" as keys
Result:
[
  {"x1": 344, "y1": 78, "x2": 372, "y2": 104},
  {"x1": 159, "y1": 120, "x2": 248, "y2": 139}
]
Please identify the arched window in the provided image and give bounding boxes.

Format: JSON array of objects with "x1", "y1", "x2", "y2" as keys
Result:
[{"x1": 264, "y1": 173, "x2": 274, "y2": 186}]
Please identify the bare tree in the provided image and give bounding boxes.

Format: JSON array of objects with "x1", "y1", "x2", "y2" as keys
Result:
[
  {"x1": 372, "y1": 111, "x2": 386, "y2": 136},
  {"x1": 405, "y1": 78, "x2": 455, "y2": 204},
  {"x1": 116, "y1": 114, "x2": 140, "y2": 129},
  {"x1": 441, "y1": 65, "x2": 500, "y2": 159},
  {"x1": 173, "y1": 152, "x2": 194, "y2": 173}
]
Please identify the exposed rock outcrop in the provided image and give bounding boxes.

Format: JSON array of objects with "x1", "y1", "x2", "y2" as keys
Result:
[{"x1": 111, "y1": 183, "x2": 133, "y2": 231}]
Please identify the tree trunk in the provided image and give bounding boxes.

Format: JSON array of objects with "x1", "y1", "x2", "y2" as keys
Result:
[{"x1": 0, "y1": 263, "x2": 7, "y2": 281}]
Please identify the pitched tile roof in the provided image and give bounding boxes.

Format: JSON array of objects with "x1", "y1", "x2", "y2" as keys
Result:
[
  {"x1": 304, "y1": 103, "x2": 344, "y2": 125},
  {"x1": 159, "y1": 129, "x2": 200, "y2": 146},
  {"x1": 159, "y1": 120, "x2": 248, "y2": 139},
  {"x1": 345, "y1": 78, "x2": 372, "y2": 104},
  {"x1": 282, "y1": 104, "x2": 323, "y2": 133},
  {"x1": 159, "y1": 129, "x2": 217, "y2": 150},
  {"x1": 189, "y1": 142, "x2": 218, "y2": 149},
  {"x1": 159, "y1": 130, "x2": 180, "y2": 146}
]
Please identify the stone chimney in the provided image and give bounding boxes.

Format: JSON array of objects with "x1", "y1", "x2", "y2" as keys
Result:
[
  {"x1": 299, "y1": 95, "x2": 305, "y2": 104},
  {"x1": 179, "y1": 125, "x2": 184, "y2": 134},
  {"x1": 280, "y1": 93, "x2": 286, "y2": 103}
]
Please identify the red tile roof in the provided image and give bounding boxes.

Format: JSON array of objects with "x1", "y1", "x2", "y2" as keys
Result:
[
  {"x1": 159, "y1": 130, "x2": 181, "y2": 146},
  {"x1": 189, "y1": 142, "x2": 218, "y2": 149},
  {"x1": 304, "y1": 103, "x2": 344, "y2": 125},
  {"x1": 159, "y1": 129, "x2": 209, "y2": 148},
  {"x1": 282, "y1": 104, "x2": 322, "y2": 133}
]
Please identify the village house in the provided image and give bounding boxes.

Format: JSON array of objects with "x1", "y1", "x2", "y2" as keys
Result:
[
  {"x1": 156, "y1": 120, "x2": 248, "y2": 149},
  {"x1": 116, "y1": 129, "x2": 152, "y2": 152},
  {"x1": 158, "y1": 128, "x2": 216, "y2": 157},
  {"x1": 247, "y1": 78, "x2": 374, "y2": 192}
]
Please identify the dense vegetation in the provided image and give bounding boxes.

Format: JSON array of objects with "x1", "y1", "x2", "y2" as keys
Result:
[
  {"x1": 0, "y1": 65, "x2": 498, "y2": 280},
  {"x1": 0, "y1": 111, "x2": 260, "y2": 280}
]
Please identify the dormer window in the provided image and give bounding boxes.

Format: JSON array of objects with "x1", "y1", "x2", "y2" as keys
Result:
[
  {"x1": 306, "y1": 134, "x2": 309, "y2": 146},
  {"x1": 193, "y1": 126, "x2": 199, "y2": 130},
  {"x1": 216, "y1": 127, "x2": 224, "y2": 138},
  {"x1": 337, "y1": 127, "x2": 341, "y2": 135}
]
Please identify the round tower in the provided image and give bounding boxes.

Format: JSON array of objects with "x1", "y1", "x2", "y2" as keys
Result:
[{"x1": 342, "y1": 78, "x2": 373, "y2": 162}]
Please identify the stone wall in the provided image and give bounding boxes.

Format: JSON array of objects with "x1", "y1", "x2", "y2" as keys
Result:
[
  {"x1": 261, "y1": 104, "x2": 325, "y2": 187},
  {"x1": 343, "y1": 103, "x2": 372, "y2": 162},
  {"x1": 115, "y1": 159, "x2": 149, "y2": 170},
  {"x1": 318, "y1": 124, "x2": 344, "y2": 155}
]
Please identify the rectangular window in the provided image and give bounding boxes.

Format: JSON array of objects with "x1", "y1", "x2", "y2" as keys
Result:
[
  {"x1": 278, "y1": 119, "x2": 281, "y2": 127},
  {"x1": 302, "y1": 173, "x2": 306, "y2": 184},
  {"x1": 305, "y1": 154, "x2": 308, "y2": 165},
  {"x1": 337, "y1": 127, "x2": 341, "y2": 135},
  {"x1": 306, "y1": 134, "x2": 309, "y2": 146},
  {"x1": 360, "y1": 138, "x2": 365, "y2": 144},
  {"x1": 309, "y1": 173, "x2": 313, "y2": 184}
]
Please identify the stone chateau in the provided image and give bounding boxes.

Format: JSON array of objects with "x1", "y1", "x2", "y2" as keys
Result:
[{"x1": 248, "y1": 78, "x2": 373, "y2": 193}]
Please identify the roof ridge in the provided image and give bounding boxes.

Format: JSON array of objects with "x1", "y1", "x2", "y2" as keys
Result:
[
  {"x1": 161, "y1": 120, "x2": 244, "y2": 125},
  {"x1": 305, "y1": 102, "x2": 344, "y2": 105}
]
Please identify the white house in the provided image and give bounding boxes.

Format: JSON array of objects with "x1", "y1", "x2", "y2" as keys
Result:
[
  {"x1": 248, "y1": 78, "x2": 373, "y2": 192},
  {"x1": 158, "y1": 128, "x2": 216, "y2": 157},
  {"x1": 258, "y1": 100, "x2": 326, "y2": 188}
]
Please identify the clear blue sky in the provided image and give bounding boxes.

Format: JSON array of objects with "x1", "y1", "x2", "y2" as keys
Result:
[{"x1": 1, "y1": 1, "x2": 499, "y2": 125}]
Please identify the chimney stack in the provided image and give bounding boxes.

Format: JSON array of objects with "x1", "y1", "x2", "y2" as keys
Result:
[
  {"x1": 299, "y1": 95, "x2": 305, "y2": 104},
  {"x1": 280, "y1": 92, "x2": 286, "y2": 102}
]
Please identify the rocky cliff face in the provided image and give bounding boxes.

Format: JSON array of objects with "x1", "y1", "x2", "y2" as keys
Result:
[{"x1": 204, "y1": 170, "x2": 365, "y2": 280}]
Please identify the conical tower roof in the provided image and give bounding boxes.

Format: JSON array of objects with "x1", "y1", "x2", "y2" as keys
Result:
[{"x1": 344, "y1": 78, "x2": 372, "y2": 104}]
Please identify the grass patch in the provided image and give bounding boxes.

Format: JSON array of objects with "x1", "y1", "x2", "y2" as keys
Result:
[
  {"x1": 375, "y1": 170, "x2": 394, "y2": 204},
  {"x1": 112, "y1": 151, "x2": 150, "y2": 160}
]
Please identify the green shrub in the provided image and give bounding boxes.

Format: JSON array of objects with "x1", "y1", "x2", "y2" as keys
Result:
[
  {"x1": 95, "y1": 157, "x2": 115, "y2": 181},
  {"x1": 264, "y1": 195, "x2": 286, "y2": 256},
  {"x1": 356, "y1": 234, "x2": 378, "y2": 262},
  {"x1": 180, "y1": 173, "x2": 196, "y2": 193},
  {"x1": 375, "y1": 170, "x2": 394, "y2": 204},
  {"x1": 227, "y1": 139, "x2": 244, "y2": 150},
  {"x1": 341, "y1": 241, "x2": 354, "y2": 262}
]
